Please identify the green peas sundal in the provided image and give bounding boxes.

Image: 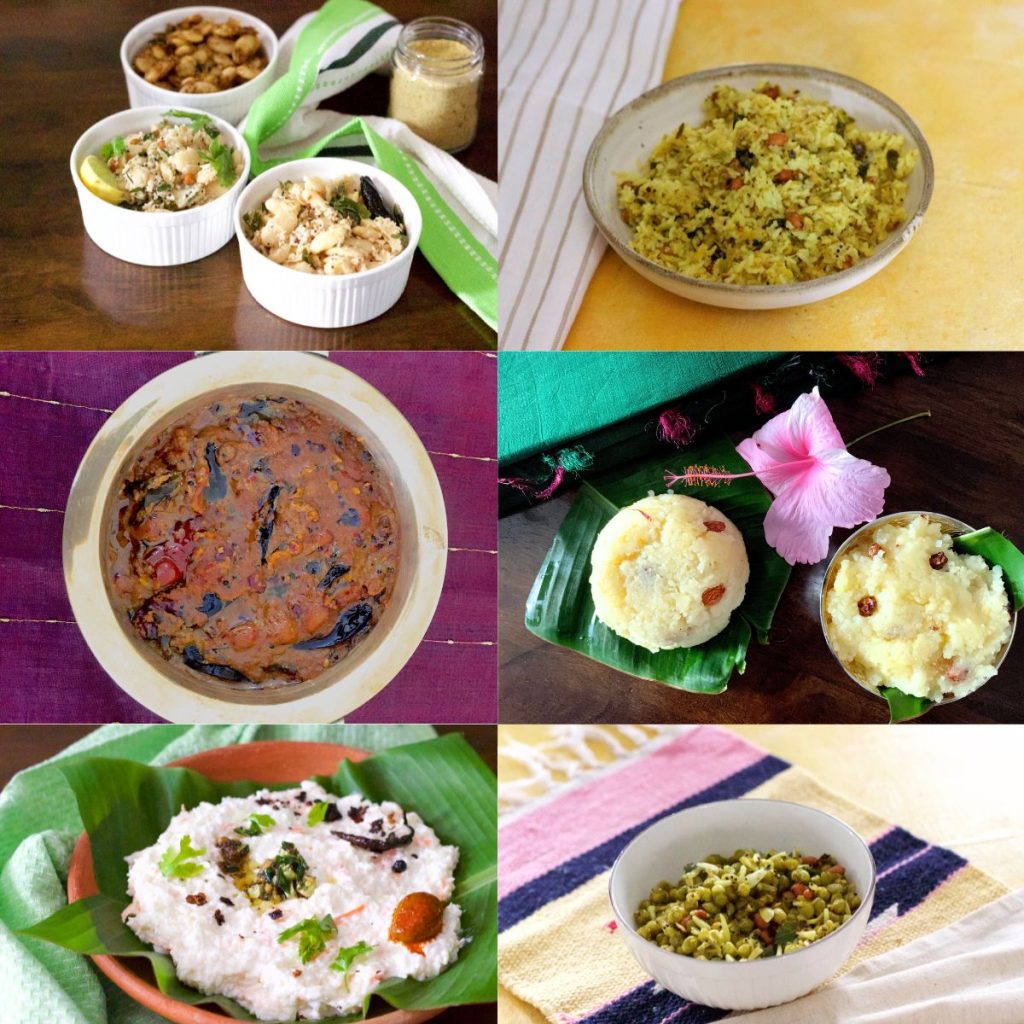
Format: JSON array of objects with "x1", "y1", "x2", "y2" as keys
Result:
[{"x1": 634, "y1": 849, "x2": 861, "y2": 961}]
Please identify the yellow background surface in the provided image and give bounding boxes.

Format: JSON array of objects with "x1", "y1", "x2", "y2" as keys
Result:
[
  {"x1": 565, "y1": 0, "x2": 1024, "y2": 351},
  {"x1": 497, "y1": 725, "x2": 1024, "y2": 1024}
]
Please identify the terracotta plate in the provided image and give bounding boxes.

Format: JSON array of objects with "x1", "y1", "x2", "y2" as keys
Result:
[{"x1": 66, "y1": 741, "x2": 445, "y2": 1024}]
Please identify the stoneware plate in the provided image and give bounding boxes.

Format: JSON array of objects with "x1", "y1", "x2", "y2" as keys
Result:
[
  {"x1": 66, "y1": 740, "x2": 443, "y2": 1024},
  {"x1": 584, "y1": 63, "x2": 934, "y2": 310},
  {"x1": 62, "y1": 352, "x2": 448, "y2": 724}
]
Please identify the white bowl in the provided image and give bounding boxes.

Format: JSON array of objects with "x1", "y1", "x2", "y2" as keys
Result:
[
  {"x1": 608, "y1": 799, "x2": 876, "y2": 1011},
  {"x1": 70, "y1": 105, "x2": 250, "y2": 266},
  {"x1": 62, "y1": 352, "x2": 448, "y2": 724},
  {"x1": 120, "y1": 5, "x2": 278, "y2": 126},
  {"x1": 584, "y1": 64, "x2": 934, "y2": 310},
  {"x1": 235, "y1": 158, "x2": 423, "y2": 328}
]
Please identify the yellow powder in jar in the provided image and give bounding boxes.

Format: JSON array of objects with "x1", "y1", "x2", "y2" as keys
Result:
[{"x1": 390, "y1": 38, "x2": 481, "y2": 152}]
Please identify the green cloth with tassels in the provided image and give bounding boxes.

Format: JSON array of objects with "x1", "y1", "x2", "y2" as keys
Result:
[
  {"x1": 0, "y1": 724, "x2": 433, "y2": 1024},
  {"x1": 498, "y1": 351, "x2": 779, "y2": 464}
]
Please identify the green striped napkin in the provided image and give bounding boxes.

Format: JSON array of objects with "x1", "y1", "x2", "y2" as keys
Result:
[{"x1": 242, "y1": 0, "x2": 498, "y2": 329}]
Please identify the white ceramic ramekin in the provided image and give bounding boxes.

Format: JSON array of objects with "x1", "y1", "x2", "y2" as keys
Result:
[
  {"x1": 609, "y1": 799, "x2": 876, "y2": 1011},
  {"x1": 70, "y1": 105, "x2": 250, "y2": 266},
  {"x1": 120, "y1": 6, "x2": 278, "y2": 125},
  {"x1": 235, "y1": 158, "x2": 423, "y2": 328}
]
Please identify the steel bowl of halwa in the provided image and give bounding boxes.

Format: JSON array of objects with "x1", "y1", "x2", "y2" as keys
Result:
[
  {"x1": 820, "y1": 511, "x2": 1017, "y2": 709},
  {"x1": 62, "y1": 352, "x2": 447, "y2": 723}
]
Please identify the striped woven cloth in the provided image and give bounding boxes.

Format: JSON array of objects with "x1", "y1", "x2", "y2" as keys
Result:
[
  {"x1": 498, "y1": 727, "x2": 1008, "y2": 1023},
  {"x1": 498, "y1": 0, "x2": 679, "y2": 350}
]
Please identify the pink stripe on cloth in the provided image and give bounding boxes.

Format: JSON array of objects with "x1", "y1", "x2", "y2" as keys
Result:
[{"x1": 498, "y1": 726, "x2": 767, "y2": 898}]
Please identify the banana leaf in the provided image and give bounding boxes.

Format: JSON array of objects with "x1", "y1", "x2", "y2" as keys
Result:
[
  {"x1": 525, "y1": 436, "x2": 791, "y2": 692},
  {"x1": 19, "y1": 734, "x2": 496, "y2": 1023}
]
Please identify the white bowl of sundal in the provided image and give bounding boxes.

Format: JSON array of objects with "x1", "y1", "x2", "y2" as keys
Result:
[
  {"x1": 70, "y1": 105, "x2": 250, "y2": 266},
  {"x1": 234, "y1": 157, "x2": 423, "y2": 329},
  {"x1": 609, "y1": 799, "x2": 876, "y2": 1010}
]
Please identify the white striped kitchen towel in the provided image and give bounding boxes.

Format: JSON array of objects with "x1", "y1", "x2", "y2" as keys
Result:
[{"x1": 499, "y1": 0, "x2": 679, "y2": 350}]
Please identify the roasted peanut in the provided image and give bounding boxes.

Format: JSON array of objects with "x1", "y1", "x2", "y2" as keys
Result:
[{"x1": 133, "y1": 15, "x2": 266, "y2": 93}]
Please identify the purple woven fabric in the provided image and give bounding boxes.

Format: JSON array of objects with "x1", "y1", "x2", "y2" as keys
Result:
[{"x1": 0, "y1": 352, "x2": 496, "y2": 724}]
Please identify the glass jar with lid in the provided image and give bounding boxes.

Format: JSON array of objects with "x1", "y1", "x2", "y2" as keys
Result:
[{"x1": 389, "y1": 17, "x2": 484, "y2": 153}]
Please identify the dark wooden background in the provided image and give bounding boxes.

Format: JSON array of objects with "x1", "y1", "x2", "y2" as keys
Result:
[
  {"x1": 0, "y1": 723, "x2": 497, "y2": 1024},
  {"x1": 0, "y1": 1, "x2": 496, "y2": 351},
  {"x1": 499, "y1": 353, "x2": 1024, "y2": 725}
]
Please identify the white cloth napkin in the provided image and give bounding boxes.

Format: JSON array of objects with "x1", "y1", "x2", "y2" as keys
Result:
[
  {"x1": 732, "y1": 889, "x2": 1024, "y2": 1024},
  {"x1": 243, "y1": 7, "x2": 498, "y2": 255},
  {"x1": 498, "y1": 0, "x2": 680, "y2": 350}
]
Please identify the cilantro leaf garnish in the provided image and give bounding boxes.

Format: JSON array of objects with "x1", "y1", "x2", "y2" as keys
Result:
[
  {"x1": 101, "y1": 136, "x2": 126, "y2": 160},
  {"x1": 242, "y1": 207, "x2": 264, "y2": 233},
  {"x1": 234, "y1": 812, "x2": 275, "y2": 837},
  {"x1": 331, "y1": 940, "x2": 373, "y2": 987},
  {"x1": 198, "y1": 138, "x2": 237, "y2": 187},
  {"x1": 307, "y1": 801, "x2": 329, "y2": 826},
  {"x1": 166, "y1": 109, "x2": 213, "y2": 131},
  {"x1": 158, "y1": 835, "x2": 206, "y2": 879},
  {"x1": 278, "y1": 914, "x2": 337, "y2": 963}
]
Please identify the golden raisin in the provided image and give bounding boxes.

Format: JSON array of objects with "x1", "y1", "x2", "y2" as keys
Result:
[
  {"x1": 857, "y1": 596, "x2": 877, "y2": 617},
  {"x1": 704, "y1": 520, "x2": 726, "y2": 533},
  {"x1": 389, "y1": 892, "x2": 445, "y2": 946},
  {"x1": 702, "y1": 584, "x2": 726, "y2": 607},
  {"x1": 929, "y1": 552, "x2": 948, "y2": 570}
]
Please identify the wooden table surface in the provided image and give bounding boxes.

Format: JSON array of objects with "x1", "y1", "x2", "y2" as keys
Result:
[
  {"x1": 0, "y1": 723, "x2": 497, "y2": 1024},
  {"x1": 0, "y1": 0, "x2": 496, "y2": 351},
  {"x1": 499, "y1": 353, "x2": 1024, "y2": 725}
]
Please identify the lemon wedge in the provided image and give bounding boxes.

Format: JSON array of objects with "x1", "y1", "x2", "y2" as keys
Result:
[{"x1": 80, "y1": 155, "x2": 126, "y2": 205}]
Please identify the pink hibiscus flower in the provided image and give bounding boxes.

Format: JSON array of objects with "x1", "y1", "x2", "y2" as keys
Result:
[{"x1": 735, "y1": 387, "x2": 890, "y2": 565}]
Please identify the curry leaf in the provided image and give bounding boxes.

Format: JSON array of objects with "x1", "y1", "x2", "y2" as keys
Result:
[
  {"x1": 308, "y1": 801, "x2": 329, "y2": 826},
  {"x1": 524, "y1": 435, "x2": 790, "y2": 692}
]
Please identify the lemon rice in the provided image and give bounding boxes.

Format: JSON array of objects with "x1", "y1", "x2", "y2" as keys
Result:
[{"x1": 617, "y1": 83, "x2": 917, "y2": 285}]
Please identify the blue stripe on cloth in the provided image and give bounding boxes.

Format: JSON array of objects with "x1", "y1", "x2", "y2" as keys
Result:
[
  {"x1": 870, "y1": 844, "x2": 967, "y2": 920},
  {"x1": 579, "y1": 980, "x2": 729, "y2": 1024},
  {"x1": 869, "y1": 826, "x2": 927, "y2": 870},
  {"x1": 498, "y1": 754, "x2": 789, "y2": 933}
]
